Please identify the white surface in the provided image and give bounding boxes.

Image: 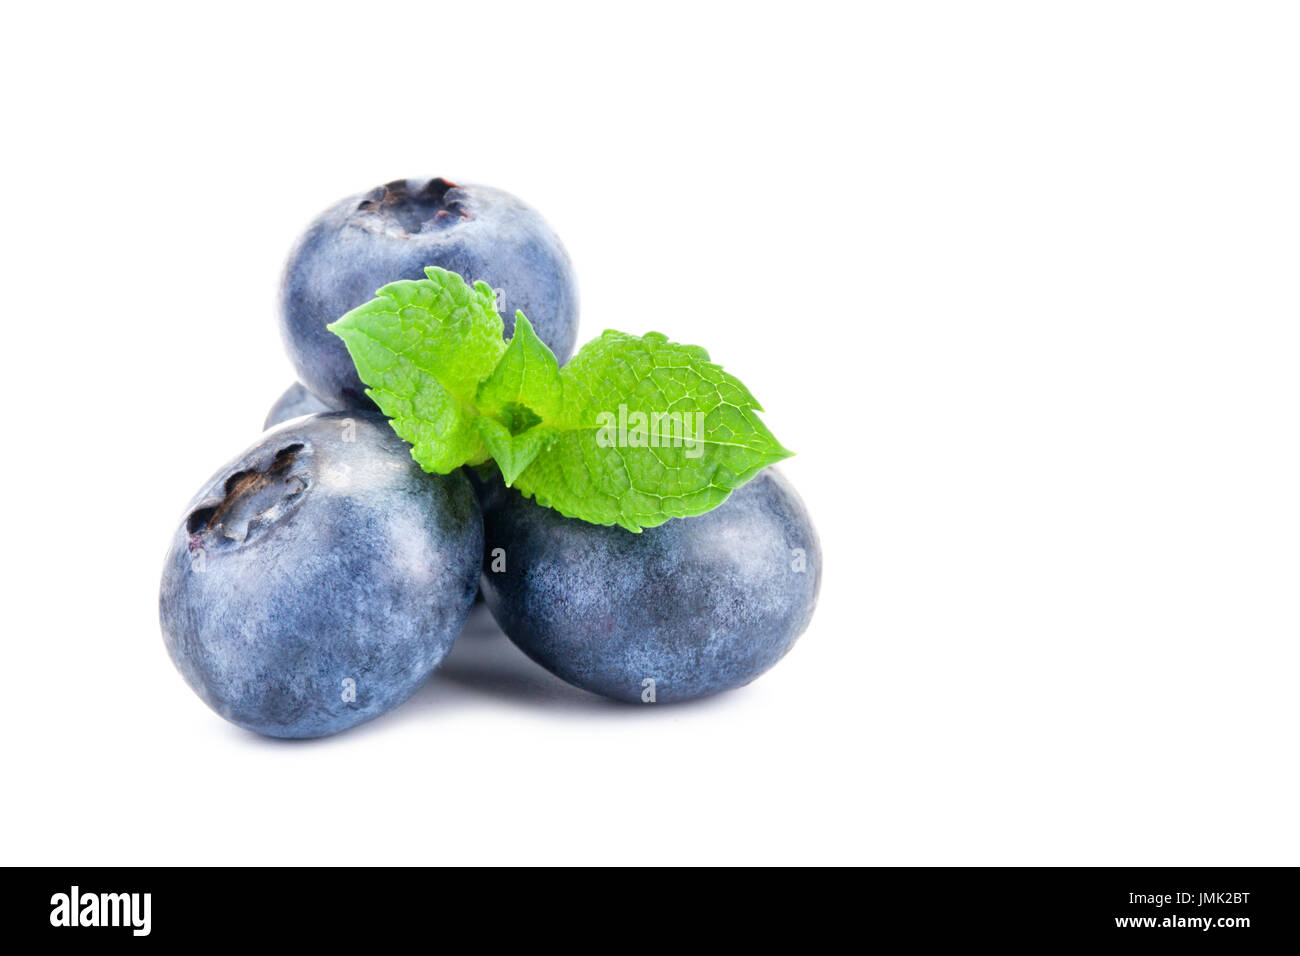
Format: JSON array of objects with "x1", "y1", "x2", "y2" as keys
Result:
[{"x1": 2, "y1": 2, "x2": 1297, "y2": 865}]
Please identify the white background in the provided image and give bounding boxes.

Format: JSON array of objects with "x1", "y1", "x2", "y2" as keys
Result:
[{"x1": 2, "y1": 2, "x2": 1297, "y2": 865}]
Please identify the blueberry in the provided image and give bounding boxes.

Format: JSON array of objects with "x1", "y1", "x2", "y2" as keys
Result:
[
  {"x1": 160, "y1": 412, "x2": 482, "y2": 738},
  {"x1": 264, "y1": 382, "x2": 331, "y2": 429},
  {"x1": 280, "y1": 177, "x2": 580, "y2": 409},
  {"x1": 479, "y1": 469, "x2": 821, "y2": 703}
]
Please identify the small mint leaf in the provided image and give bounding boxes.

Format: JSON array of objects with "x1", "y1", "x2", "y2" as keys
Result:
[
  {"x1": 474, "y1": 311, "x2": 563, "y2": 423},
  {"x1": 475, "y1": 417, "x2": 555, "y2": 486},
  {"x1": 327, "y1": 267, "x2": 507, "y2": 472}
]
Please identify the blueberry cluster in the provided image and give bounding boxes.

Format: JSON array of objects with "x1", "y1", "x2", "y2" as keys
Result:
[{"x1": 160, "y1": 177, "x2": 821, "y2": 738}]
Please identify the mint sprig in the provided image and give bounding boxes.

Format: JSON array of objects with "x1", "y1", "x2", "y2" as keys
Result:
[{"x1": 329, "y1": 267, "x2": 792, "y2": 531}]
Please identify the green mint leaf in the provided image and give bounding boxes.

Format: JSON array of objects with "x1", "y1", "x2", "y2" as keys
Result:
[
  {"x1": 475, "y1": 417, "x2": 556, "y2": 486},
  {"x1": 510, "y1": 330, "x2": 793, "y2": 532},
  {"x1": 469, "y1": 311, "x2": 563, "y2": 484},
  {"x1": 474, "y1": 311, "x2": 563, "y2": 424},
  {"x1": 328, "y1": 267, "x2": 507, "y2": 472}
]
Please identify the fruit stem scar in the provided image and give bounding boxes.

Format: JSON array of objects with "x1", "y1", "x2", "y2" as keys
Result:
[{"x1": 187, "y1": 444, "x2": 306, "y2": 538}]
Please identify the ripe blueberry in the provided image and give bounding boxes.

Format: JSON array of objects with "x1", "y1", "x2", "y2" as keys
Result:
[
  {"x1": 280, "y1": 177, "x2": 579, "y2": 409},
  {"x1": 160, "y1": 412, "x2": 482, "y2": 737},
  {"x1": 479, "y1": 469, "x2": 821, "y2": 703}
]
